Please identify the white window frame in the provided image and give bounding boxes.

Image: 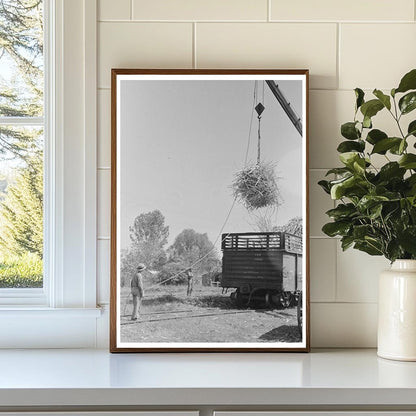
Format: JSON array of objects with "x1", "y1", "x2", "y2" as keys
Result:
[
  {"x1": 0, "y1": 1, "x2": 47, "y2": 305},
  {"x1": 0, "y1": 0, "x2": 100, "y2": 348}
]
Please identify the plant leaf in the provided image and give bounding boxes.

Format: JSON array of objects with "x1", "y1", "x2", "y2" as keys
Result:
[
  {"x1": 395, "y1": 69, "x2": 416, "y2": 94},
  {"x1": 369, "y1": 203, "x2": 383, "y2": 219},
  {"x1": 337, "y1": 140, "x2": 365, "y2": 153},
  {"x1": 322, "y1": 221, "x2": 351, "y2": 237},
  {"x1": 360, "y1": 99, "x2": 384, "y2": 119},
  {"x1": 353, "y1": 224, "x2": 374, "y2": 240},
  {"x1": 330, "y1": 175, "x2": 363, "y2": 200},
  {"x1": 318, "y1": 180, "x2": 331, "y2": 194},
  {"x1": 377, "y1": 162, "x2": 406, "y2": 181},
  {"x1": 407, "y1": 120, "x2": 416, "y2": 138},
  {"x1": 341, "y1": 122, "x2": 360, "y2": 140},
  {"x1": 341, "y1": 235, "x2": 355, "y2": 251},
  {"x1": 399, "y1": 139, "x2": 407, "y2": 154},
  {"x1": 325, "y1": 167, "x2": 351, "y2": 176},
  {"x1": 326, "y1": 203, "x2": 356, "y2": 220},
  {"x1": 366, "y1": 129, "x2": 387, "y2": 145},
  {"x1": 389, "y1": 138, "x2": 408, "y2": 155},
  {"x1": 399, "y1": 91, "x2": 416, "y2": 115},
  {"x1": 362, "y1": 115, "x2": 372, "y2": 129},
  {"x1": 373, "y1": 89, "x2": 391, "y2": 110},
  {"x1": 371, "y1": 137, "x2": 402, "y2": 154},
  {"x1": 355, "y1": 88, "x2": 365, "y2": 110},
  {"x1": 353, "y1": 158, "x2": 366, "y2": 174},
  {"x1": 339, "y1": 152, "x2": 360, "y2": 166},
  {"x1": 399, "y1": 154, "x2": 416, "y2": 169},
  {"x1": 386, "y1": 240, "x2": 402, "y2": 262},
  {"x1": 398, "y1": 227, "x2": 416, "y2": 255},
  {"x1": 357, "y1": 195, "x2": 389, "y2": 211},
  {"x1": 354, "y1": 241, "x2": 383, "y2": 256}
]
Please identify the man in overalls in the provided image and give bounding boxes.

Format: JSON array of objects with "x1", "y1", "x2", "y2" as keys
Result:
[{"x1": 131, "y1": 263, "x2": 145, "y2": 321}]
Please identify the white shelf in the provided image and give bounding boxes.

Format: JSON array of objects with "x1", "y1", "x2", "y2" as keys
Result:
[{"x1": 0, "y1": 349, "x2": 415, "y2": 408}]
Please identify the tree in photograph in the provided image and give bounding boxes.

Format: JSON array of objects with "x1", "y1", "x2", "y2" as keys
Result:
[
  {"x1": 0, "y1": 155, "x2": 43, "y2": 257},
  {"x1": 276, "y1": 216, "x2": 302, "y2": 237},
  {"x1": 157, "y1": 261, "x2": 188, "y2": 285},
  {"x1": 128, "y1": 209, "x2": 169, "y2": 270},
  {"x1": 168, "y1": 229, "x2": 220, "y2": 276}
]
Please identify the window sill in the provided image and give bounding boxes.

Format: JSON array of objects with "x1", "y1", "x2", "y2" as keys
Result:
[
  {"x1": 0, "y1": 349, "x2": 415, "y2": 410},
  {"x1": 0, "y1": 306, "x2": 102, "y2": 317},
  {"x1": 0, "y1": 307, "x2": 104, "y2": 348},
  {"x1": 0, "y1": 288, "x2": 47, "y2": 306}
]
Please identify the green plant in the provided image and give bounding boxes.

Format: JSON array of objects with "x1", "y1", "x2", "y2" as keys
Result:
[
  {"x1": 0, "y1": 252, "x2": 43, "y2": 288},
  {"x1": 319, "y1": 69, "x2": 416, "y2": 262}
]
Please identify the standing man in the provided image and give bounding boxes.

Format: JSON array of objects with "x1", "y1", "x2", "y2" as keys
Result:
[
  {"x1": 131, "y1": 263, "x2": 145, "y2": 321},
  {"x1": 186, "y1": 267, "x2": 194, "y2": 296}
]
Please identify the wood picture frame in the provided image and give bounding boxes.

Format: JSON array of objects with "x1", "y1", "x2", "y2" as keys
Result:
[{"x1": 110, "y1": 69, "x2": 310, "y2": 352}]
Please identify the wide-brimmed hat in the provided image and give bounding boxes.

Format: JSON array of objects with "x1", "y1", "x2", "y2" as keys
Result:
[{"x1": 137, "y1": 263, "x2": 146, "y2": 272}]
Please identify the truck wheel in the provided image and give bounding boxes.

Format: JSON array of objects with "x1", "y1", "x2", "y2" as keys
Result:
[
  {"x1": 235, "y1": 291, "x2": 243, "y2": 307},
  {"x1": 281, "y1": 292, "x2": 291, "y2": 308},
  {"x1": 264, "y1": 292, "x2": 271, "y2": 308}
]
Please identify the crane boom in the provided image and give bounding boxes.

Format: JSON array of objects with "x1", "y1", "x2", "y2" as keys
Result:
[{"x1": 265, "y1": 80, "x2": 302, "y2": 137}]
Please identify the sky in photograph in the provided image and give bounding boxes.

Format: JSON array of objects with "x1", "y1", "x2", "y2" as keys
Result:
[{"x1": 119, "y1": 79, "x2": 304, "y2": 252}]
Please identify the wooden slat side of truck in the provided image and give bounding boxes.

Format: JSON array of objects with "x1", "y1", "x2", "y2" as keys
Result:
[{"x1": 221, "y1": 232, "x2": 302, "y2": 307}]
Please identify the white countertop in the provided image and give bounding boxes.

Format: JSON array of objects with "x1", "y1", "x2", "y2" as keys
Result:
[{"x1": 0, "y1": 348, "x2": 416, "y2": 407}]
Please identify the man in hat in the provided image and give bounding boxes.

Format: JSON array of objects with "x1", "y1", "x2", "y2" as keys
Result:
[
  {"x1": 186, "y1": 267, "x2": 194, "y2": 296},
  {"x1": 131, "y1": 263, "x2": 146, "y2": 321}
]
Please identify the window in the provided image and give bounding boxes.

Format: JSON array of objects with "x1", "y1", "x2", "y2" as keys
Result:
[
  {"x1": 0, "y1": 0, "x2": 45, "y2": 296},
  {"x1": 0, "y1": 0, "x2": 100, "y2": 347}
]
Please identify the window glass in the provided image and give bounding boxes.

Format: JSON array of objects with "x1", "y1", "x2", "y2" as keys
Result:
[{"x1": 0, "y1": 0, "x2": 44, "y2": 289}]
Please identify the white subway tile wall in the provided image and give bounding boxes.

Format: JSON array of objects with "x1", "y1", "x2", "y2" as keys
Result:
[
  {"x1": 339, "y1": 24, "x2": 416, "y2": 90},
  {"x1": 99, "y1": 0, "x2": 131, "y2": 21},
  {"x1": 96, "y1": 0, "x2": 416, "y2": 347},
  {"x1": 310, "y1": 239, "x2": 336, "y2": 302},
  {"x1": 98, "y1": 22, "x2": 193, "y2": 88},
  {"x1": 196, "y1": 23, "x2": 338, "y2": 89},
  {"x1": 270, "y1": 0, "x2": 414, "y2": 22},
  {"x1": 132, "y1": 0, "x2": 268, "y2": 21}
]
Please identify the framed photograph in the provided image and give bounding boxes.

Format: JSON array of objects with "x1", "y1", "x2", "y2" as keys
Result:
[{"x1": 110, "y1": 69, "x2": 310, "y2": 352}]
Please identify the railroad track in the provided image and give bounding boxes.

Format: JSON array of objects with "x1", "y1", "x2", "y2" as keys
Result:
[{"x1": 120, "y1": 307, "x2": 293, "y2": 325}]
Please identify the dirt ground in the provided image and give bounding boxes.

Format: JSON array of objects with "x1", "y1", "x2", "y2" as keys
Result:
[{"x1": 120, "y1": 284, "x2": 301, "y2": 344}]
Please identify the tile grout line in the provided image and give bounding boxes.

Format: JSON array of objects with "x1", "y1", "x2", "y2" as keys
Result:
[
  {"x1": 334, "y1": 230, "x2": 338, "y2": 303},
  {"x1": 97, "y1": 19, "x2": 416, "y2": 24},
  {"x1": 130, "y1": 0, "x2": 133, "y2": 20},
  {"x1": 193, "y1": 22, "x2": 197, "y2": 68},
  {"x1": 311, "y1": 301, "x2": 378, "y2": 305},
  {"x1": 336, "y1": 22, "x2": 340, "y2": 90},
  {"x1": 96, "y1": 87, "x2": 392, "y2": 92},
  {"x1": 267, "y1": 0, "x2": 271, "y2": 22}
]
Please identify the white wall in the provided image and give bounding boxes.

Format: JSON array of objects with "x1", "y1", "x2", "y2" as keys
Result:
[{"x1": 96, "y1": 0, "x2": 416, "y2": 348}]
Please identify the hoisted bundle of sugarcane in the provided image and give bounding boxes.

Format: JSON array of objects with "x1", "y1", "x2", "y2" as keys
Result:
[{"x1": 232, "y1": 98, "x2": 281, "y2": 211}]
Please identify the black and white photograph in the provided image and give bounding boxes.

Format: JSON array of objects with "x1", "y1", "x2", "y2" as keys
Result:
[{"x1": 110, "y1": 69, "x2": 309, "y2": 352}]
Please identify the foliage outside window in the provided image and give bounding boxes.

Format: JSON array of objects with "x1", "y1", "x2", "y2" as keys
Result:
[{"x1": 0, "y1": 0, "x2": 44, "y2": 288}]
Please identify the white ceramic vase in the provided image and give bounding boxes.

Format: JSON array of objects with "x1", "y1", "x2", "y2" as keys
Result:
[{"x1": 378, "y1": 259, "x2": 416, "y2": 361}]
